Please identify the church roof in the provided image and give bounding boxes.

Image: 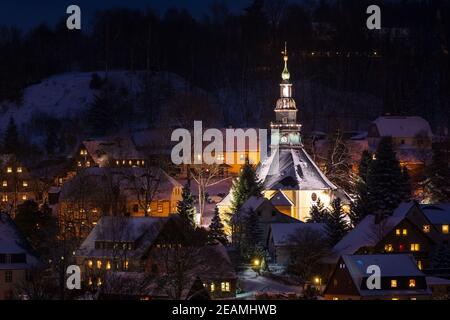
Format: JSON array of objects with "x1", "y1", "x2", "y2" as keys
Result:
[{"x1": 258, "y1": 148, "x2": 337, "y2": 191}]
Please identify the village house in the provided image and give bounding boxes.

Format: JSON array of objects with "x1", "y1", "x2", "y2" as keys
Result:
[
  {"x1": 420, "y1": 204, "x2": 450, "y2": 243},
  {"x1": 331, "y1": 202, "x2": 441, "y2": 271},
  {"x1": 324, "y1": 254, "x2": 431, "y2": 300},
  {"x1": 266, "y1": 222, "x2": 326, "y2": 266},
  {"x1": 0, "y1": 155, "x2": 43, "y2": 215},
  {"x1": 73, "y1": 135, "x2": 145, "y2": 169},
  {"x1": 57, "y1": 167, "x2": 182, "y2": 239},
  {"x1": 0, "y1": 213, "x2": 42, "y2": 300}
]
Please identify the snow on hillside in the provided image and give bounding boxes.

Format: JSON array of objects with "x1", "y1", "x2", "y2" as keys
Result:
[{"x1": 0, "y1": 70, "x2": 197, "y2": 131}]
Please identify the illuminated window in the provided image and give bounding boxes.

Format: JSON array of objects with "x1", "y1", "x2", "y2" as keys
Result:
[
  {"x1": 96, "y1": 260, "x2": 102, "y2": 269},
  {"x1": 17, "y1": 167, "x2": 22, "y2": 173},
  {"x1": 87, "y1": 260, "x2": 93, "y2": 269},
  {"x1": 410, "y1": 243, "x2": 420, "y2": 252},
  {"x1": 392, "y1": 298, "x2": 399, "y2": 300},
  {"x1": 2, "y1": 195, "x2": 8, "y2": 202},
  {"x1": 7, "y1": 167, "x2": 12, "y2": 173},
  {"x1": 88, "y1": 277, "x2": 93, "y2": 286},
  {"x1": 423, "y1": 225, "x2": 430, "y2": 233},
  {"x1": 417, "y1": 260, "x2": 423, "y2": 270},
  {"x1": 395, "y1": 229, "x2": 401, "y2": 236},
  {"x1": 332, "y1": 297, "x2": 339, "y2": 300},
  {"x1": 217, "y1": 154, "x2": 225, "y2": 162},
  {"x1": 86, "y1": 161, "x2": 91, "y2": 167},
  {"x1": 77, "y1": 161, "x2": 82, "y2": 167},
  {"x1": 157, "y1": 204, "x2": 163, "y2": 213},
  {"x1": 22, "y1": 181, "x2": 28, "y2": 187},
  {"x1": 210, "y1": 283, "x2": 215, "y2": 292},
  {"x1": 129, "y1": 160, "x2": 133, "y2": 166},
  {"x1": 402, "y1": 229, "x2": 408, "y2": 236},
  {"x1": 409, "y1": 279, "x2": 416, "y2": 288},
  {"x1": 123, "y1": 260, "x2": 129, "y2": 270},
  {"x1": 2, "y1": 181, "x2": 7, "y2": 187},
  {"x1": 384, "y1": 244, "x2": 394, "y2": 252},
  {"x1": 221, "y1": 282, "x2": 230, "y2": 292},
  {"x1": 22, "y1": 194, "x2": 27, "y2": 201},
  {"x1": 97, "y1": 278, "x2": 102, "y2": 286},
  {"x1": 442, "y1": 225, "x2": 449, "y2": 234},
  {"x1": 106, "y1": 261, "x2": 111, "y2": 270},
  {"x1": 391, "y1": 280, "x2": 397, "y2": 288}
]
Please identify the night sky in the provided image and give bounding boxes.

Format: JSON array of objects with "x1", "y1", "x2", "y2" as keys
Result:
[{"x1": 0, "y1": 0, "x2": 255, "y2": 31}]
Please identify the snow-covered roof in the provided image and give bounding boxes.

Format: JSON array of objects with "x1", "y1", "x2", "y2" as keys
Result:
[
  {"x1": 420, "y1": 204, "x2": 450, "y2": 225},
  {"x1": 426, "y1": 276, "x2": 450, "y2": 286},
  {"x1": 239, "y1": 196, "x2": 266, "y2": 214},
  {"x1": 269, "y1": 191, "x2": 294, "y2": 207},
  {"x1": 342, "y1": 254, "x2": 429, "y2": 296},
  {"x1": 332, "y1": 214, "x2": 404, "y2": 260},
  {"x1": 76, "y1": 216, "x2": 169, "y2": 259},
  {"x1": 0, "y1": 213, "x2": 42, "y2": 270},
  {"x1": 258, "y1": 148, "x2": 337, "y2": 191},
  {"x1": 269, "y1": 222, "x2": 326, "y2": 246},
  {"x1": 371, "y1": 116, "x2": 433, "y2": 138},
  {"x1": 217, "y1": 191, "x2": 233, "y2": 208}
]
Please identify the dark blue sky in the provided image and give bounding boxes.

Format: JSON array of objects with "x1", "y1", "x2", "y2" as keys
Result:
[{"x1": 0, "y1": 0, "x2": 254, "y2": 31}]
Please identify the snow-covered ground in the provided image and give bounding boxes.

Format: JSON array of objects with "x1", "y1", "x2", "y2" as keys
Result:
[{"x1": 237, "y1": 268, "x2": 302, "y2": 300}]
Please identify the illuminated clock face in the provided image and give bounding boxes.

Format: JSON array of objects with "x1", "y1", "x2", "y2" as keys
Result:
[{"x1": 280, "y1": 135, "x2": 288, "y2": 144}]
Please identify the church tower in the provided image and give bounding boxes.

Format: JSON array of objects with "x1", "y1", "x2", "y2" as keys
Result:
[{"x1": 270, "y1": 43, "x2": 302, "y2": 149}]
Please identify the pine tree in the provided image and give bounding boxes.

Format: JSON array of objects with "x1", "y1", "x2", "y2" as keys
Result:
[
  {"x1": 3, "y1": 117, "x2": 19, "y2": 154},
  {"x1": 349, "y1": 150, "x2": 373, "y2": 226},
  {"x1": 308, "y1": 198, "x2": 328, "y2": 223},
  {"x1": 425, "y1": 144, "x2": 450, "y2": 202},
  {"x1": 177, "y1": 184, "x2": 196, "y2": 228},
  {"x1": 431, "y1": 244, "x2": 450, "y2": 271},
  {"x1": 242, "y1": 208, "x2": 263, "y2": 258},
  {"x1": 325, "y1": 198, "x2": 348, "y2": 246},
  {"x1": 366, "y1": 137, "x2": 403, "y2": 217},
  {"x1": 208, "y1": 207, "x2": 228, "y2": 245},
  {"x1": 399, "y1": 166, "x2": 412, "y2": 202},
  {"x1": 230, "y1": 159, "x2": 262, "y2": 213}
]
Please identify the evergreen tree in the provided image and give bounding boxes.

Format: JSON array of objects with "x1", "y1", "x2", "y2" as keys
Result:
[
  {"x1": 3, "y1": 117, "x2": 19, "y2": 154},
  {"x1": 208, "y1": 207, "x2": 228, "y2": 245},
  {"x1": 431, "y1": 244, "x2": 450, "y2": 271},
  {"x1": 230, "y1": 159, "x2": 262, "y2": 212},
  {"x1": 177, "y1": 184, "x2": 196, "y2": 227},
  {"x1": 325, "y1": 198, "x2": 348, "y2": 246},
  {"x1": 349, "y1": 150, "x2": 373, "y2": 226},
  {"x1": 308, "y1": 198, "x2": 328, "y2": 223},
  {"x1": 242, "y1": 208, "x2": 263, "y2": 258},
  {"x1": 366, "y1": 137, "x2": 403, "y2": 217},
  {"x1": 399, "y1": 166, "x2": 412, "y2": 202},
  {"x1": 425, "y1": 144, "x2": 450, "y2": 202}
]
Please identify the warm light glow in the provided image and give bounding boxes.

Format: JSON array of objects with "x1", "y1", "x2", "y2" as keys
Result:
[
  {"x1": 22, "y1": 181, "x2": 28, "y2": 187},
  {"x1": 395, "y1": 229, "x2": 401, "y2": 236},
  {"x1": 442, "y1": 225, "x2": 449, "y2": 234},
  {"x1": 402, "y1": 229, "x2": 408, "y2": 236},
  {"x1": 17, "y1": 167, "x2": 22, "y2": 173},
  {"x1": 409, "y1": 279, "x2": 416, "y2": 288},
  {"x1": 417, "y1": 260, "x2": 423, "y2": 270},
  {"x1": 7, "y1": 167, "x2": 12, "y2": 173},
  {"x1": 96, "y1": 260, "x2": 102, "y2": 269},
  {"x1": 410, "y1": 243, "x2": 420, "y2": 252},
  {"x1": 391, "y1": 280, "x2": 397, "y2": 288},
  {"x1": 423, "y1": 225, "x2": 430, "y2": 233},
  {"x1": 2, "y1": 195, "x2": 8, "y2": 202},
  {"x1": 210, "y1": 283, "x2": 215, "y2": 292},
  {"x1": 106, "y1": 261, "x2": 111, "y2": 270},
  {"x1": 384, "y1": 244, "x2": 394, "y2": 252},
  {"x1": 332, "y1": 297, "x2": 339, "y2": 300},
  {"x1": 87, "y1": 260, "x2": 93, "y2": 269},
  {"x1": 221, "y1": 282, "x2": 230, "y2": 292},
  {"x1": 123, "y1": 260, "x2": 129, "y2": 270},
  {"x1": 2, "y1": 181, "x2": 7, "y2": 187},
  {"x1": 314, "y1": 277, "x2": 321, "y2": 285},
  {"x1": 253, "y1": 259, "x2": 260, "y2": 267},
  {"x1": 22, "y1": 195, "x2": 27, "y2": 200}
]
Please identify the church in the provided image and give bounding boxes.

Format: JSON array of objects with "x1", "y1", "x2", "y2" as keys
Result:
[
  {"x1": 257, "y1": 45, "x2": 350, "y2": 221},
  {"x1": 218, "y1": 45, "x2": 349, "y2": 222}
]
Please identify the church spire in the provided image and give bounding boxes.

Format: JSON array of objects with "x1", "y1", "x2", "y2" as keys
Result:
[{"x1": 281, "y1": 42, "x2": 290, "y2": 82}]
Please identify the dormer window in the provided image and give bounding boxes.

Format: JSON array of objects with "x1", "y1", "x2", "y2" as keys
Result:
[{"x1": 423, "y1": 225, "x2": 430, "y2": 233}]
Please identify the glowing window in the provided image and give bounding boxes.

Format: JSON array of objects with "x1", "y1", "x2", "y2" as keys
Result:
[
  {"x1": 106, "y1": 261, "x2": 111, "y2": 270},
  {"x1": 417, "y1": 260, "x2": 423, "y2": 270},
  {"x1": 221, "y1": 282, "x2": 230, "y2": 292},
  {"x1": 409, "y1": 279, "x2": 416, "y2": 288},
  {"x1": 391, "y1": 280, "x2": 397, "y2": 288},
  {"x1": 77, "y1": 161, "x2": 82, "y2": 167},
  {"x1": 210, "y1": 283, "x2": 215, "y2": 292},
  {"x1": 96, "y1": 260, "x2": 102, "y2": 269},
  {"x1": 410, "y1": 243, "x2": 420, "y2": 252},
  {"x1": 22, "y1": 195, "x2": 27, "y2": 201},
  {"x1": 22, "y1": 181, "x2": 28, "y2": 187},
  {"x1": 384, "y1": 244, "x2": 394, "y2": 252},
  {"x1": 2, "y1": 181, "x2": 7, "y2": 187},
  {"x1": 332, "y1": 297, "x2": 339, "y2": 300},
  {"x1": 87, "y1": 260, "x2": 93, "y2": 269},
  {"x1": 7, "y1": 167, "x2": 12, "y2": 173},
  {"x1": 17, "y1": 167, "x2": 22, "y2": 173},
  {"x1": 442, "y1": 225, "x2": 449, "y2": 234},
  {"x1": 395, "y1": 229, "x2": 401, "y2": 236},
  {"x1": 2, "y1": 195, "x2": 8, "y2": 202},
  {"x1": 157, "y1": 204, "x2": 163, "y2": 213},
  {"x1": 97, "y1": 278, "x2": 102, "y2": 286},
  {"x1": 402, "y1": 229, "x2": 408, "y2": 236},
  {"x1": 123, "y1": 260, "x2": 129, "y2": 270},
  {"x1": 423, "y1": 225, "x2": 430, "y2": 233},
  {"x1": 86, "y1": 161, "x2": 91, "y2": 167}
]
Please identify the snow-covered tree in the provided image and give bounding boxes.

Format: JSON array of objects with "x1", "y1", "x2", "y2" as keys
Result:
[
  {"x1": 399, "y1": 166, "x2": 412, "y2": 202},
  {"x1": 230, "y1": 159, "x2": 262, "y2": 213},
  {"x1": 424, "y1": 144, "x2": 450, "y2": 203},
  {"x1": 308, "y1": 198, "x2": 328, "y2": 223},
  {"x1": 325, "y1": 198, "x2": 348, "y2": 246},
  {"x1": 177, "y1": 183, "x2": 196, "y2": 227},
  {"x1": 208, "y1": 207, "x2": 228, "y2": 245},
  {"x1": 366, "y1": 137, "x2": 403, "y2": 217}
]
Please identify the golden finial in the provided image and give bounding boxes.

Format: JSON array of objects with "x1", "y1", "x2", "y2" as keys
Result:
[{"x1": 281, "y1": 42, "x2": 290, "y2": 81}]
